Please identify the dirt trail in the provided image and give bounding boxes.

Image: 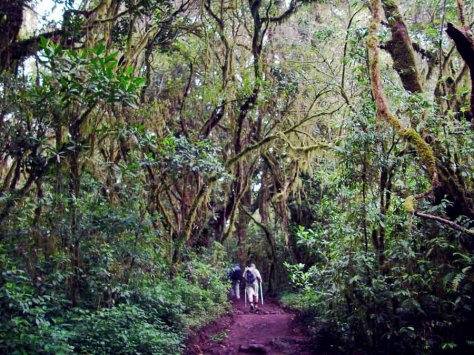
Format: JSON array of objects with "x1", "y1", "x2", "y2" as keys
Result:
[{"x1": 186, "y1": 298, "x2": 314, "y2": 355}]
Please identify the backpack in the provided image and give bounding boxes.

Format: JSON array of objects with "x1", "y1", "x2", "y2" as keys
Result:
[
  {"x1": 244, "y1": 270, "x2": 256, "y2": 284},
  {"x1": 230, "y1": 268, "x2": 242, "y2": 281}
]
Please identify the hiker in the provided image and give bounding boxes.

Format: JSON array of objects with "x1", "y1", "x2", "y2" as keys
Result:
[
  {"x1": 243, "y1": 263, "x2": 262, "y2": 311},
  {"x1": 228, "y1": 264, "x2": 242, "y2": 299}
]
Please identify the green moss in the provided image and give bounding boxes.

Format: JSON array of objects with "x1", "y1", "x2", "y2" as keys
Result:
[
  {"x1": 403, "y1": 195, "x2": 416, "y2": 213},
  {"x1": 387, "y1": 112, "x2": 403, "y2": 130},
  {"x1": 367, "y1": 0, "x2": 436, "y2": 181},
  {"x1": 383, "y1": 0, "x2": 396, "y2": 7},
  {"x1": 400, "y1": 128, "x2": 436, "y2": 176}
]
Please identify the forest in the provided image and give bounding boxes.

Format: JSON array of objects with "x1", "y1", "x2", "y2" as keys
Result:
[{"x1": 1, "y1": 0, "x2": 473, "y2": 353}]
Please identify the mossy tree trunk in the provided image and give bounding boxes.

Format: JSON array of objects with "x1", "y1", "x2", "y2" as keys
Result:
[{"x1": 373, "y1": 0, "x2": 474, "y2": 228}]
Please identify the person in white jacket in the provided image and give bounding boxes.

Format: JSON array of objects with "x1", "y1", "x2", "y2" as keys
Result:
[{"x1": 243, "y1": 263, "x2": 262, "y2": 311}]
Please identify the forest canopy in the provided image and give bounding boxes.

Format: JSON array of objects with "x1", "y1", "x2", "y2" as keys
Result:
[{"x1": 1, "y1": 0, "x2": 473, "y2": 353}]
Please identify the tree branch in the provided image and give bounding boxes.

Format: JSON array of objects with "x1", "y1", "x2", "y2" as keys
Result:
[
  {"x1": 414, "y1": 211, "x2": 474, "y2": 236},
  {"x1": 381, "y1": 0, "x2": 423, "y2": 93}
]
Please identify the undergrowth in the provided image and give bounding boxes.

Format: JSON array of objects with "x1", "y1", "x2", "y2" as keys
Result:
[{"x1": 0, "y1": 243, "x2": 230, "y2": 354}]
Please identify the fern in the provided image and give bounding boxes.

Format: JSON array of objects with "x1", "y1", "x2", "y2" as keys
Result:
[{"x1": 451, "y1": 273, "x2": 464, "y2": 292}]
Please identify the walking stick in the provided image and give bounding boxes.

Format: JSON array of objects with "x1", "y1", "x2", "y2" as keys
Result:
[
  {"x1": 260, "y1": 281, "x2": 264, "y2": 305},
  {"x1": 244, "y1": 286, "x2": 247, "y2": 307}
]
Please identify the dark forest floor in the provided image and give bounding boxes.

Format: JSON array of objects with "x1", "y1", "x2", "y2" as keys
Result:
[{"x1": 186, "y1": 297, "x2": 315, "y2": 355}]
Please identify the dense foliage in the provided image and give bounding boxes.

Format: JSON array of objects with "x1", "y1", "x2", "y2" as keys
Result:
[
  {"x1": 1, "y1": 0, "x2": 474, "y2": 353},
  {"x1": 1, "y1": 241, "x2": 229, "y2": 353}
]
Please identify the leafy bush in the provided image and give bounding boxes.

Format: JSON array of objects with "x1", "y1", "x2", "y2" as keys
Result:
[
  {"x1": 0, "y1": 241, "x2": 230, "y2": 354},
  {"x1": 282, "y1": 226, "x2": 474, "y2": 354},
  {"x1": 67, "y1": 305, "x2": 183, "y2": 355},
  {"x1": 0, "y1": 264, "x2": 73, "y2": 354}
]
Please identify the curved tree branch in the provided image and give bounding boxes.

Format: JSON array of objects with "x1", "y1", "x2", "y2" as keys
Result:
[{"x1": 415, "y1": 211, "x2": 474, "y2": 236}]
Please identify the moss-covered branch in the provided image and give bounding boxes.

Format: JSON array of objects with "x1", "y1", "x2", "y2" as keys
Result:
[
  {"x1": 368, "y1": 0, "x2": 437, "y2": 181},
  {"x1": 381, "y1": 0, "x2": 423, "y2": 93}
]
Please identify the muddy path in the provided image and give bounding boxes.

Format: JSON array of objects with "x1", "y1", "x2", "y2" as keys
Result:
[{"x1": 186, "y1": 298, "x2": 314, "y2": 355}]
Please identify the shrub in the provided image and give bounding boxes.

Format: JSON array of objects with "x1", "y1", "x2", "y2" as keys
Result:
[
  {"x1": 0, "y1": 243, "x2": 230, "y2": 354},
  {"x1": 67, "y1": 305, "x2": 183, "y2": 355}
]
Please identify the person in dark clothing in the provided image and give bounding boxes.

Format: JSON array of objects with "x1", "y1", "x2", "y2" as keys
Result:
[{"x1": 228, "y1": 264, "x2": 242, "y2": 299}]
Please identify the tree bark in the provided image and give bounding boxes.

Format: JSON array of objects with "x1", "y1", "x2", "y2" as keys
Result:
[
  {"x1": 0, "y1": 0, "x2": 25, "y2": 71},
  {"x1": 368, "y1": 0, "x2": 437, "y2": 182},
  {"x1": 382, "y1": 0, "x2": 423, "y2": 94},
  {"x1": 446, "y1": 22, "x2": 474, "y2": 121}
]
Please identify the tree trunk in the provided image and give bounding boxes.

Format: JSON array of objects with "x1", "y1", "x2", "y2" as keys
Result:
[
  {"x1": 382, "y1": 0, "x2": 423, "y2": 94},
  {"x1": 446, "y1": 22, "x2": 474, "y2": 122},
  {"x1": 0, "y1": 0, "x2": 24, "y2": 71}
]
